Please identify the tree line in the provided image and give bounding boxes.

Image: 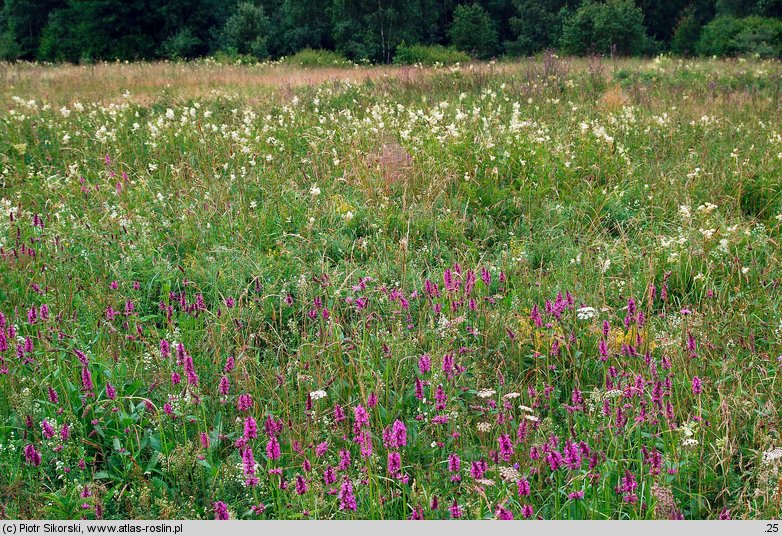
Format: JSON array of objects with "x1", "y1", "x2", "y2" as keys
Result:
[{"x1": 1, "y1": 0, "x2": 781, "y2": 63}]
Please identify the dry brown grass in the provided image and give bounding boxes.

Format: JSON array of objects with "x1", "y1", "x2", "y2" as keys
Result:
[
  {"x1": 599, "y1": 84, "x2": 629, "y2": 112},
  {"x1": 0, "y1": 61, "x2": 527, "y2": 106}
]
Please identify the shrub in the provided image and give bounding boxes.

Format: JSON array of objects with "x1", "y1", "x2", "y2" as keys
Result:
[
  {"x1": 697, "y1": 16, "x2": 782, "y2": 57},
  {"x1": 560, "y1": 0, "x2": 649, "y2": 56},
  {"x1": 393, "y1": 43, "x2": 471, "y2": 65},
  {"x1": 160, "y1": 28, "x2": 202, "y2": 60},
  {"x1": 448, "y1": 3, "x2": 500, "y2": 59},
  {"x1": 281, "y1": 48, "x2": 353, "y2": 67}
]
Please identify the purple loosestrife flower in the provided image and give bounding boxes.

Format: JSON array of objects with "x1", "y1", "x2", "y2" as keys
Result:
[
  {"x1": 449, "y1": 500, "x2": 463, "y2": 519},
  {"x1": 418, "y1": 354, "x2": 431, "y2": 374},
  {"x1": 338, "y1": 448, "x2": 351, "y2": 471},
  {"x1": 48, "y1": 387, "x2": 59, "y2": 404},
  {"x1": 338, "y1": 479, "x2": 357, "y2": 511},
  {"x1": 105, "y1": 382, "x2": 117, "y2": 400},
  {"x1": 546, "y1": 450, "x2": 564, "y2": 471},
  {"x1": 517, "y1": 478, "x2": 531, "y2": 497},
  {"x1": 692, "y1": 376, "x2": 702, "y2": 395},
  {"x1": 213, "y1": 502, "x2": 230, "y2": 520},
  {"x1": 24, "y1": 444, "x2": 41, "y2": 466},
  {"x1": 323, "y1": 466, "x2": 336, "y2": 485},
  {"x1": 390, "y1": 420, "x2": 407, "y2": 448},
  {"x1": 448, "y1": 454, "x2": 461, "y2": 481},
  {"x1": 81, "y1": 367, "x2": 94, "y2": 394},
  {"x1": 41, "y1": 419, "x2": 55, "y2": 439},
  {"x1": 218, "y1": 375, "x2": 230, "y2": 396},
  {"x1": 442, "y1": 353, "x2": 454, "y2": 378},
  {"x1": 387, "y1": 451, "x2": 401, "y2": 475},
  {"x1": 687, "y1": 331, "x2": 697, "y2": 358},
  {"x1": 244, "y1": 416, "x2": 258, "y2": 440},
  {"x1": 183, "y1": 354, "x2": 198, "y2": 386},
  {"x1": 435, "y1": 384, "x2": 447, "y2": 410},
  {"x1": 618, "y1": 470, "x2": 639, "y2": 503},
  {"x1": 200, "y1": 432, "x2": 210, "y2": 449},
  {"x1": 521, "y1": 505, "x2": 534, "y2": 519},
  {"x1": 242, "y1": 448, "x2": 258, "y2": 487},
  {"x1": 237, "y1": 393, "x2": 253, "y2": 412},
  {"x1": 464, "y1": 270, "x2": 476, "y2": 295},
  {"x1": 481, "y1": 266, "x2": 491, "y2": 286},
  {"x1": 315, "y1": 442, "x2": 329, "y2": 457},
  {"x1": 359, "y1": 431, "x2": 373, "y2": 459},
  {"x1": 159, "y1": 339, "x2": 170, "y2": 359},
  {"x1": 60, "y1": 423, "x2": 70, "y2": 441},
  {"x1": 353, "y1": 404, "x2": 369, "y2": 428},
  {"x1": 334, "y1": 404, "x2": 346, "y2": 423},
  {"x1": 266, "y1": 436, "x2": 281, "y2": 461},
  {"x1": 564, "y1": 440, "x2": 582, "y2": 470},
  {"x1": 498, "y1": 434, "x2": 514, "y2": 461},
  {"x1": 295, "y1": 475, "x2": 308, "y2": 495},
  {"x1": 470, "y1": 460, "x2": 487, "y2": 480},
  {"x1": 496, "y1": 505, "x2": 514, "y2": 520},
  {"x1": 414, "y1": 378, "x2": 424, "y2": 400}
]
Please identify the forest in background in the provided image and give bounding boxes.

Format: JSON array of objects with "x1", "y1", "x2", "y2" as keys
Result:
[{"x1": 0, "y1": 0, "x2": 781, "y2": 64}]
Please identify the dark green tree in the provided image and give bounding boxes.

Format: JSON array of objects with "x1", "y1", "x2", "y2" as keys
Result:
[
  {"x1": 560, "y1": 0, "x2": 650, "y2": 56},
  {"x1": 671, "y1": 6, "x2": 702, "y2": 54},
  {"x1": 38, "y1": 0, "x2": 158, "y2": 62},
  {"x1": 449, "y1": 3, "x2": 500, "y2": 57},
  {"x1": 635, "y1": 0, "x2": 689, "y2": 44},
  {"x1": 219, "y1": 1, "x2": 272, "y2": 59},
  {"x1": 330, "y1": 0, "x2": 437, "y2": 63},
  {"x1": 507, "y1": 0, "x2": 577, "y2": 55},
  {"x1": 0, "y1": 0, "x2": 65, "y2": 59}
]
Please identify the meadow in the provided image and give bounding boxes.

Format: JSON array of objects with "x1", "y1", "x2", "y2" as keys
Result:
[{"x1": 0, "y1": 56, "x2": 781, "y2": 520}]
